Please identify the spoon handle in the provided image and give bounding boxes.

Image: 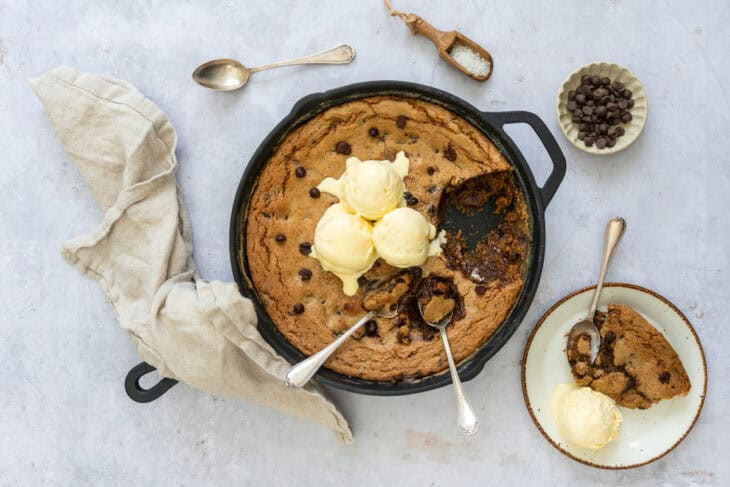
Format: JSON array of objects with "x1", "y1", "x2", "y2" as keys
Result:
[
  {"x1": 439, "y1": 327, "x2": 479, "y2": 436},
  {"x1": 284, "y1": 311, "x2": 373, "y2": 388},
  {"x1": 587, "y1": 217, "x2": 626, "y2": 320},
  {"x1": 249, "y1": 44, "x2": 355, "y2": 74}
]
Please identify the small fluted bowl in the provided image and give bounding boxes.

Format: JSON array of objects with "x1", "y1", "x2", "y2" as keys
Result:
[{"x1": 556, "y1": 62, "x2": 648, "y2": 155}]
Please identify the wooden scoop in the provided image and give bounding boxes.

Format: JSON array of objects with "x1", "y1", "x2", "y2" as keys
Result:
[{"x1": 385, "y1": 1, "x2": 494, "y2": 81}]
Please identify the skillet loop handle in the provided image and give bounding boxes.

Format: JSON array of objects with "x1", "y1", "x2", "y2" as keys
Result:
[
  {"x1": 125, "y1": 362, "x2": 178, "y2": 403},
  {"x1": 483, "y1": 111, "x2": 566, "y2": 207}
]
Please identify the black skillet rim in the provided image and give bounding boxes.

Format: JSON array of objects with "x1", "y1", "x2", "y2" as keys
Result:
[{"x1": 229, "y1": 81, "x2": 564, "y2": 395}]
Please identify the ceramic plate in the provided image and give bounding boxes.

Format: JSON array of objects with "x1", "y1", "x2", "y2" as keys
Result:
[
  {"x1": 556, "y1": 62, "x2": 648, "y2": 155},
  {"x1": 522, "y1": 283, "x2": 706, "y2": 469}
]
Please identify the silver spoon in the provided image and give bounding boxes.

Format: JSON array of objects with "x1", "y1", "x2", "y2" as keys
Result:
[
  {"x1": 569, "y1": 216, "x2": 626, "y2": 364},
  {"x1": 418, "y1": 302, "x2": 479, "y2": 436},
  {"x1": 192, "y1": 44, "x2": 355, "y2": 92},
  {"x1": 285, "y1": 301, "x2": 396, "y2": 388}
]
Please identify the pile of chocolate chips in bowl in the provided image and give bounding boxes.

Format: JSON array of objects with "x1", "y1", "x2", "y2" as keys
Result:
[{"x1": 568, "y1": 75, "x2": 635, "y2": 149}]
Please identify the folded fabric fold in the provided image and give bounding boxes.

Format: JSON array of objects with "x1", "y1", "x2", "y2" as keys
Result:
[{"x1": 31, "y1": 66, "x2": 352, "y2": 444}]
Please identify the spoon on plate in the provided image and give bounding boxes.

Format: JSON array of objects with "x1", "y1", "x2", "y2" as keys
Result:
[
  {"x1": 192, "y1": 44, "x2": 355, "y2": 92},
  {"x1": 418, "y1": 301, "x2": 479, "y2": 436},
  {"x1": 569, "y1": 217, "x2": 626, "y2": 364}
]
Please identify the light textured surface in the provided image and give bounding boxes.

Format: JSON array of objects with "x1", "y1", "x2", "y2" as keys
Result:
[{"x1": 1, "y1": 0, "x2": 727, "y2": 485}]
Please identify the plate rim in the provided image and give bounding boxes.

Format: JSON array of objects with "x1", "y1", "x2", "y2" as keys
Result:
[{"x1": 521, "y1": 282, "x2": 708, "y2": 469}]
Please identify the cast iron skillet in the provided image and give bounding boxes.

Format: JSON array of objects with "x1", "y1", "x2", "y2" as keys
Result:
[{"x1": 125, "y1": 81, "x2": 566, "y2": 401}]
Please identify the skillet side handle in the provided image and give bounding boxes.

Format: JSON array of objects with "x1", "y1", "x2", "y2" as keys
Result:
[
  {"x1": 125, "y1": 362, "x2": 178, "y2": 403},
  {"x1": 482, "y1": 111, "x2": 566, "y2": 207}
]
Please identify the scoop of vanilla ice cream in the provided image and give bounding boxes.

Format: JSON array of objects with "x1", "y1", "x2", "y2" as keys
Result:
[
  {"x1": 318, "y1": 151, "x2": 410, "y2": 220},
  {"x1": 372, "y1": 207, "x2": 444, "y2": 267},
  {"x1": 551, "y1": 384, "x2": 623, "y2": 450},
  {"x1": 311, "y1": 204, "x2": 377, "y2": 296},
  {"x1": 340, "y1": 159, "x2": 404, "y2": 220}
]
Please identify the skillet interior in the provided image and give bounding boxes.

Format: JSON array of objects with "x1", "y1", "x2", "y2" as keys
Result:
[{"x1": 231, "y1": 81, "x2": 560, "y2": 395}]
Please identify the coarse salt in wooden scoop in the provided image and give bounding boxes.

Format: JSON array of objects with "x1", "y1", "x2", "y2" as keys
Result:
[{"x1": 384, "y1": 0, "x2": 494, "y2": 81}]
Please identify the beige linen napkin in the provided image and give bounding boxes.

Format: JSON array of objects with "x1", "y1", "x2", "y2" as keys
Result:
[{"x1": 31, "y1": 66, "x2": 352, "y2": 443}]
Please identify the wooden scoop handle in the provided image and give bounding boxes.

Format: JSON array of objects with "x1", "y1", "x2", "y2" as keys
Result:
[{"x1": 401, "y1": 14, "x2": 457, "y2": 52}]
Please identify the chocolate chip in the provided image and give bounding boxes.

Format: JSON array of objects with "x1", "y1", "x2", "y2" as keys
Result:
[
  {"x1": 357, "y1": 276, "x2": 368, "y2": 287},
  {"x1": 396, "y1": 115, "x2": 408, "y2": 128},
  {"x1": 294, "y1": 166, "x2": 306, "y2": 178},
  {"x1": 475, "y1": 285, "x2": 488, "y2": 295},
  {"x1": 365, "y1": 320, "x2": 378, "y2": 336},
  {"x1": 403, "y1": 191, "x2": 418, "y2": 206},
  {"x1": 298, "y1": 242, "x2": 312, "y2": 255},
  {"x1": 335, "y1": 141, "x2": 351, "y2": 155},
  {"x1": 292, "y1": 303, "x2": 305, "y2": 314},
  {"x1": 368, "y1": 127, "x2": 379, "y2": 137},
  {"x1": 427, "y1": 205, "x2": 436, "y2": 215},
  {"x1": 298, "y1": 268, "x2": 312, "y2": 281},
  {"x1": 604, "y1": 331, "x2": 616, "y2": 344},
  {"x1": 421, "y1": 328, "x2": 436, "y2": 341},
  {"x1": 443, "y1": 145, "x2": 457, "y2": 161},
  {"x1": 659, "y1": 372, "x2": 671, "y2": 384},
  {"x1": 427, "y1": 166, "x2": 437, "y2": 176},
  {"x1": 566, "y1": 74, "x2": 634, "y2": 150},
  {"x1": 275, "y1": 234, "x2": 286, "y2": 243},
  {"x1": 309, "y1": 187, "x2": 321, "y2": 198}
]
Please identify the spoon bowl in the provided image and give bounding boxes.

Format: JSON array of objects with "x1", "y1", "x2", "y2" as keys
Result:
[
  {"x1": 417, "y1": 301, "x2": 453, "y2": 330},
  {"x1": 192, "y1": 58, "x2": 251, "y2": 91}
]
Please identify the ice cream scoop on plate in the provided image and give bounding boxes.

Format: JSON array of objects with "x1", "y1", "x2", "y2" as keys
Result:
[{"x1": 551, "y1": 383, "x2": 622, "y2": 450}]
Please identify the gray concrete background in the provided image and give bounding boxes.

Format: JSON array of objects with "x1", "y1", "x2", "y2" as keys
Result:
[{"x1": 1, "y1": 1, "x2": 727, "y2": 485}]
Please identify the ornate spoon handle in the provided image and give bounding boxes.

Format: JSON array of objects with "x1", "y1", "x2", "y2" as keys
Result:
[
  {"x1": 249, "y1": 44, "x2": 355, "y2": 73},
  {"x1": 440, "y1": 327, "x2": 479, "y2": 435},
  {"x1": 284, "y1": 311, "x2": 373, "y2": 388}
]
